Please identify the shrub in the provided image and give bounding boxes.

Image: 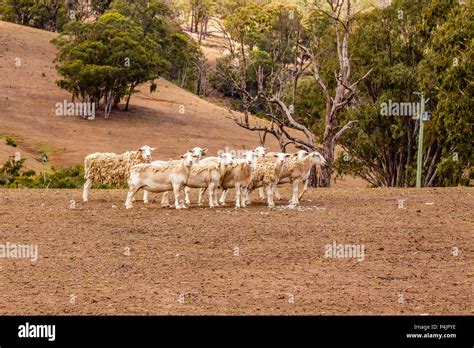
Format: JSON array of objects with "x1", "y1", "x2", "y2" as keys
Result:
[{"x1": 5, "y1": 136, "x2": 17, "y2": 147}]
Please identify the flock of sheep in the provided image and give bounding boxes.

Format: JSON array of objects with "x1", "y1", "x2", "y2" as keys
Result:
[{"x1": 82, "y1": 145, "x2": 327, "y2": 209}]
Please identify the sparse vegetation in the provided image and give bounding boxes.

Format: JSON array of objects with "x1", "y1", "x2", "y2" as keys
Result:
[
  {"x1": 4, "y1": 136, "x2": 18, "y2": 147},
  {"x1": 0, "y1": 158, "x2": 127, "y2": 188}
]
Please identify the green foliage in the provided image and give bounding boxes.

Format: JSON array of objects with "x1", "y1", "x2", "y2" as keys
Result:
[
  {"x1": 0, "y1": 158, "x2": 130, "y2": 189},
  {"x1": 162, "y1": 33, "x2": 203, "y2": 90},
  {"x1": 4, "y1": 136, "x2": 18, "y2": 147},
  {"x1": 90, "y1": 0, "x2": 113, "y2": 17},
  {"x1": 111, "y1": 0, "x2": 203, "y2": 92},
  {"x1": 110, "y1": 0, "x2": 172, "y2": 35},
  {"x1": 335, "y1": 0, "x2": 473, "y2": 187},
  {"x1": 0, "y1": 158, "x2": 25, "y2": 186},
  {"x1": 7, "y1": 165, "x2": 84, "y2": 188},
  {"x1": 53, "y1": 12, "x2": 166, "y2": 110},
  {"x1": 0, "y1": 0, "x2": 70, "y2": 31},
  {"x1": 0, "y1": 158, "x2": 85, "y2": 188},
  {"x1": 421, "y1": 0, "x2": 474, "y2": 185}
]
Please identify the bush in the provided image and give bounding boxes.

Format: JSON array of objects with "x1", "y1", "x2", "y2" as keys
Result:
[
  {"x1": 4, "y1": 136, "x2": 17, "y2": 147},
  {"x1": 0, "y1": 158, "x2": 128, "y2": 189},
  {"x1": 0, "y1": 158, "x2": 85, "y2": 188}
]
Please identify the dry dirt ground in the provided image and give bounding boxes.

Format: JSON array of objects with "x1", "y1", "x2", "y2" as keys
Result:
[{"x1": 0, "y1": 187, "x2": 472, "y2": 315}]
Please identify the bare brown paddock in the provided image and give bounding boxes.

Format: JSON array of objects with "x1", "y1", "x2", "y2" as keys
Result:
[{"x1": 0, "y1": 187, "x2": 472, "y2": 315}]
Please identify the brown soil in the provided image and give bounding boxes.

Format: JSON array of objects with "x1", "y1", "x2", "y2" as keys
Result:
[{"x1": 0, "y1": 187, "x2": 472, "y2": 315}]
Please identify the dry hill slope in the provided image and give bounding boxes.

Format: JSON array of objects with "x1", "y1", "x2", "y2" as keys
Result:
[
  {"x1": 0, "y1": 20, "x2": 279, "y2": 168},
  {"x1": 0, "y1": 20, "x2": 365, "y2": 187}
]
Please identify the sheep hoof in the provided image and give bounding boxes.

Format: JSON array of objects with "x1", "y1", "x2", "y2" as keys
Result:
[
  {"x1": 125, "y1": 205, "x2": 133, "y2": 209},
  {"x1": 143, "y1": 200, "x2": 149, "y2": 204},
  {"x1": 287, "y1": 204, "x2": 296, "y2": 209}
]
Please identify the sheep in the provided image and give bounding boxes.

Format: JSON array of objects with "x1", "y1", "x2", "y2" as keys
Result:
[
  {"x1": 246, "y1": 153, "x2": 289, "y2": 208},
  {"x1": 213, "y1": 146, "x2": 266, "y2": 206},
  {"x1": 181, "y1": 152, "x2": 235, "y2": 208},
  {"x1": 82, "y1": 145, "x2": 155, "y2": 202},
  {"x1": 143, "y1": 147, "x2": 207, "y2": 205},
  {"x1": 278, "y1": 151, "x2": 326, "y2": 208},
  {"x1": 218, "y1": 150, "x2": 258, "y2": 208},
  {"x1": 253, "y1": 146, "x2": 268, "y2": 158},
  {"x1": 257, "y1": 150, "x2": 308, "y2": 201},
  {"x1": 125, "y1": 151, "x2": 197, "y2": 210}
]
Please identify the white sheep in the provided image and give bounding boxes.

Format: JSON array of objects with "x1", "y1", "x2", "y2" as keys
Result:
[
  {"x1": 182, "y1": 152, "x2": 235, "y2": 208},
  {"x1": 82, "y1": 145, "x2": 155, "y2": 202},
  {"x1": 253, "y1": 146, "x2": 268, "y2": 158},
  {"x1": 218, "y1": 150, "x2": 258, "y2": 208},
  {"x1": 125, "y1": 151, "x2": 197, "y2": 210},
  {"x1": 257, "y1": 150, "x2": 308, "y2": 201},
  {"x1": 246, "y1": 153, "x2": 289, "y2": 208},
  {"x1": 278, "y1": 151, "x2": 326, "y2": 208},
  {"x1": 143, "y1": 147, "x2": 207, "y2": 206}
]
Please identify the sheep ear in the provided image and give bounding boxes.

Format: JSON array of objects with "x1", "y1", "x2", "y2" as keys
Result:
[
  {"x1": 181, "y1": 155, "x2": 185, "y2": 159},
  {"x1": 202, "y1": 148, "x2": 208, "y2": 155},
  {"x1": 150, "y1": 147, "x2": 156, "y2": 151},
  {"x1": 292, "y1": 153, "x2": 298, "y2": 157}
]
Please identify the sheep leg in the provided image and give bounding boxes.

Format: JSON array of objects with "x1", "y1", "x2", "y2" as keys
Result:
[
  {"x1": 82, "y1": 178, "x2": 92, "y2": 202},
  {"x1": 173, "y1": 184, "x2": 185, "y2": 209},
  {"x1": 184, "y1": 186, "x2": 191, "y2": 205},
  {"x1": 125, "y1": 186, "x2": 140, "y2": 209},
  {"x1": 219, "y1": 189, "x2": 228, "y2": 206},
  {"x1": 242, "y1": 187, "x2": 249, "y2": 207},
  {"x1": 213, "y1": 188, "x2": 218, "y2": 207},
  {"x1": 258, "y1": 187, "x2": 265, "y2": 201},
  {"x1": 298, "y1": 179, "x2": 309, "y2": 201},
  {"x1": 267, "y1": 183, "x2": 275, "y2": 208},
  {"x1": 208, "y1": 183, "x2": 216, "y2": 208},
  {"x1": 288, "y1": 179, "x2": 300, "y2": 208},
  {"x1": 244, "y1": 188, "x2": 252, "y2": 205},
  {"x1": 198, "y1": 187, "x2": 207, "y2": 206},
  {"x1": 143, "y1": 190, "x2": 149, "y2": 204},
  {"x1": 161, "y1": 192, "x2": 171, "y2": 208},
  {"x1": 274, "y1": 187, "x2": 283, "y2": 200},
  {"x1": 235, "y1": 183, "x2": 242, "y2": 208}
]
